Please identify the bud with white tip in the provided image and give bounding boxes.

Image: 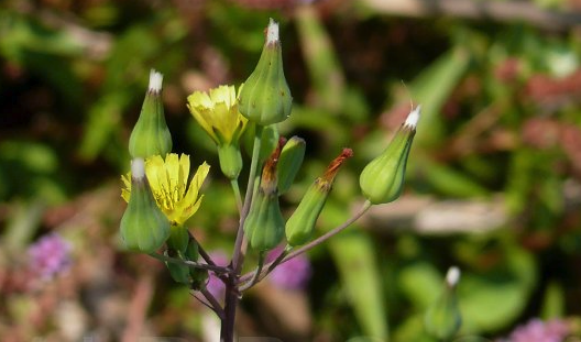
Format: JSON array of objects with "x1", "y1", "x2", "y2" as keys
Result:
[
  {"x1": 129, "y1": 69, "x2": 173, "y2": 158},
  {"x1": 359, "y1": 106, "x2": 420, "y2": 204},
  {"x1": 238, "y1": 18, "x2": 293, "y2": 125},
  {"x1": 424, "y1": 265, "x2": 462, "y2": 340},
  {"x1": 120, "y1": 158, "x2": 170, "y2": 253}
]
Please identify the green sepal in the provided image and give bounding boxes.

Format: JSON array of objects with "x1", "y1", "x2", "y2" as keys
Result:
[{"x1": 167, "y1": 225, "x2": 189, "y2": 255}]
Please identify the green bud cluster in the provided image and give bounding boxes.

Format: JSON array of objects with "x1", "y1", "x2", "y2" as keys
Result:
[
  {"x1": 129, "y1": 70, "x2": 172, "y2": 158},
  {"x1": 238, "y1": 19, "x2": 293, "y2": 125},
  {"x1": 359, "y1": 106, "x2": 420, "y2": 204},
  {"x1": 120, "y1": 158, "x2": 170, "y2": 253}
]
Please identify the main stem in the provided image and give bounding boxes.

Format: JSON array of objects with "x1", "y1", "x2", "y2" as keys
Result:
[{"x1": 221, "y1": 125, "x2": 263, "y2": 342}]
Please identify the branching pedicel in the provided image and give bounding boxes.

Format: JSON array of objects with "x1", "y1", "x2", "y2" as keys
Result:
[{"x1": 119, "y1": 18, "x2": 420, "y2": 342}]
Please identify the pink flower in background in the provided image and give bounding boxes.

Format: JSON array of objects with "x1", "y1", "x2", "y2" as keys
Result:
[
  {"x1": 205, "y1": 252, "x2": 229, "y2": 299},
  {"x1": 499, "y1": 318, "x2": 570, "y2": 342},
  {"x1": 266, "y1": 246, "x2": 312, "y2": 291},
  {"x1": 28, "y1": 233, "x2": 72, "y2": 280}
]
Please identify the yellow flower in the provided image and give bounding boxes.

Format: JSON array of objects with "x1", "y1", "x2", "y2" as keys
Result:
[
  {"x1": 122, "y1": 153, "x2": 210, "y2": 226},
  {"x1": 187, "y1": 85, "x2": 248, "y2": 145}
]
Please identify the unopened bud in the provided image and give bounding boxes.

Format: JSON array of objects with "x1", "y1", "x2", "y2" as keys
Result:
[
  {"x1": 244, "y1": 142, "x2": 286, "y2": 251},
  {"x1": 424, "y1": 265, "x2": 462, "y2": 340},
  {"x1": 285, "y1": 149, "x2": 353, "y2": 246},
  {"x1": 129, "y1": 70, "x2": 172, "y2": 158},
  {"x1": 238, "y1": 19, "x2": 293, "y2": 125},
  {"x1": 218, "y1": 143, "x2": 243, "y2": 179},
  {"x1": 277, "y1": 136, "x2": 306, "y2": 195},
  {"x1": 359, "y1": 106, "x2": 420, "y2": 204},
  {"x1": 120, "y1": 158, "x2": 171, "y2": 253}
]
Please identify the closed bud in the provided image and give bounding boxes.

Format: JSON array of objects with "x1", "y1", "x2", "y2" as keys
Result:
[
  {"x1": 218, "y1": 143, "x2": 243, "y2": 179},
  {"x1": 238, "y1": 19, "x2": 293, "y2": 125},
  {"x1": 359, "y1": 106, "x2": 420, "y2": 204},
  {"x1": 120, "y1": 158, "x2": 171, "y2": 253},
  {"x1": 244, "y1": 190, "x2": 285, "y2": 252},
  {"x1": 277, "y1": 136, "x2": 306, "y2": 195},
  {"x1": 285, "y1": 149, "x2": 353, "y2": 246},
  {"x1": 244, "y1": 141, "x2": 286, "y2": 251},
  {"x1": 424, "y1": 266, "x2": 462, "y2": 340},
  {"x1": 129, "y1": 70, "x2": 172, "y2": 158}
]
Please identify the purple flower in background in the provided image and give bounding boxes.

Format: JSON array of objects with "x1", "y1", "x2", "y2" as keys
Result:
[
  {"x1": 205, "y1": 251, "x2": 229, "y2": 299},
  {"x1": 266, "y1": 246, "x2": 312, "y2": 290},
  {"x1": 501, "y1": 318, "x2": 570, "y2": 342},
  {"x1": 28, "y1": 233, "x2": 72, "y2": 280}
]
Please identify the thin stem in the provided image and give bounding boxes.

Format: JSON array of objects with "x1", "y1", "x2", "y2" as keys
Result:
[
  {"x1": 199, "y1": 287, "x2": 225, "y2": 320},
  {"x1": 239, "y1": 200, "x2": 372, "y2": 285},
  {"x1": 230, "y1": 178, "x2": 243, "y2": 214},
  {"x1": 221, "y1": 125, "x2": 264, "y2": 342},
  {"x1": 189, "y1": 233, "x2": 215, "y2": 265},
  {"x1": 242, "y1": 251, "x2": 265, "y2": 291},
  {"x1": 239, "y1": 247, "x2": 287, "y2": 291},
  {"x1": 232, "y1": 125, "x2": 263, "y2": 272},
  {"x1": 148, "y1": 252, "x2": 230, "y2": 274}
]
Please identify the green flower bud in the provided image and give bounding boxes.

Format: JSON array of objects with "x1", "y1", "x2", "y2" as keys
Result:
[
  {"x1": 244, "y1": 140, "x2": 286, "y2": 251},
  {"x1": 359, "y1": 106, "x2": 420, "y2": 204},
  {"x1": 129, "y1": 70, "x2": 172, "y2": 158},
  {"x1": 165, "y1": 249, "x2": 190, "y2": 284},
  {"x1": 286, "y1": 149, "x2": 353, "y2": 246},
  {"x1": 277, "y1": 136, "x2": 306, "y2": 195},
  {"x1": 424, "y1": 266, "x2": 462, "y2": 340},
  {"x1": 238, "y1": 19, "x2": 293, "y2": 125},
  {"x1": 120, "y1": 158, "x2": 171, "y2": 253},
  {"x1": 218, "y1": 143, "x2": 243, "y2": 179}
]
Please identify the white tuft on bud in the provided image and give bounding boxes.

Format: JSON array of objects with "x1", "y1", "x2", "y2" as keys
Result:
[
  {"x1": 149, "y1": 69, "x2": 163, "y2": 92},
  {"x1": 131, "y1": 158, "x2": 146, "y2": 180},
  {"x1": 404, "y1": 105, "x2": 421, "y2": 129},
  {"x1": 266, "y1": 18, "x2": 279, "y2": 45},
  {"x1": 446, "y1": 266, "x2": 461, "y2": 287}
]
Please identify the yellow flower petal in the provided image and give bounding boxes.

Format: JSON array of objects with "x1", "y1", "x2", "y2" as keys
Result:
[{"x1": 187, "y1": 85, "x2": 247, "y2": 145}]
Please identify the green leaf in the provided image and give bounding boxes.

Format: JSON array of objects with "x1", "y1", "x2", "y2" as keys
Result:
[{"x1": 329, "y1": 231, "x2": 389, "y2": 339}]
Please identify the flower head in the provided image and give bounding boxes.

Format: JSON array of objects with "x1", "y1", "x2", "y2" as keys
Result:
[
  {"x1": 122, "y1": 153, "x2": 210, "y2": 226},
  {"x1": 28, "y1": 233, "x2": 72, "y2": 280},
  {"x1": 187, "y1": 85, "x2": 248, "y2": 145}
]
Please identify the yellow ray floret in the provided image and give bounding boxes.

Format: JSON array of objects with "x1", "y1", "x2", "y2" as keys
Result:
[
  {"x1": 122, "y1": 153, "x2": 210, "y2": 226},
  {"x1": 187, "y1": 85, "x2": 248, "y2": 145}
]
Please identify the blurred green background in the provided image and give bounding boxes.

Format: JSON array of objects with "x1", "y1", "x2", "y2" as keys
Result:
[{"x1": 2, "y1": 0, "x2": 581, "y2": 340}]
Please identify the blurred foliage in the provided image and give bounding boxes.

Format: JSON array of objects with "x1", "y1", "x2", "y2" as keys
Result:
[{"x1": 2, "y1": 0, "x2": 581, "y2": 341}]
